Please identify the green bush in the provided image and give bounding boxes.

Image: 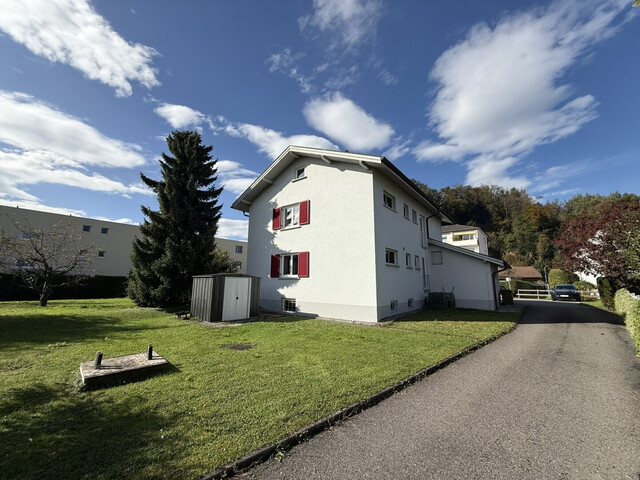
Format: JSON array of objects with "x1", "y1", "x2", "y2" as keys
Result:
[
  {"x1": 614, "y1": 289, "x2": 640, "y2": 355},
  {"x1": 548, "y1": 268, "x2": 578, "y2": 289},
  {"x1": 597, "y1": 276, "x2": 619, "y2": 310}
]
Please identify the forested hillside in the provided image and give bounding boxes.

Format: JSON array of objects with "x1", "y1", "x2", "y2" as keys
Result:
[{"x1": 414, "y1": 181, "x2": 640, "y2": 291}]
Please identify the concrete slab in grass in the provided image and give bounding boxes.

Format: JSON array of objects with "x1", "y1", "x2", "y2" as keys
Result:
[{"x1": 80, "y1": 351, "x2": 170, "y2": 389}]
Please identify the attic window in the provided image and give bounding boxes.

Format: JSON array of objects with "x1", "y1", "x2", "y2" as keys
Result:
[{"x1": 294, "y1": 167, "x2": 306, "y2": 180}]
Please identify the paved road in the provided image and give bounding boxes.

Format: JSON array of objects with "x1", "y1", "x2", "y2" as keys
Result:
[{"x1": 243, "y1": 301, "x2": 640, "y2": 479}]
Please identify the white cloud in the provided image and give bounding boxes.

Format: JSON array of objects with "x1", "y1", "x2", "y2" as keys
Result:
[
  {"x1": 266, "y1": 49, "x2": 313, "y2": 94},
  {"x1": 383, "y1": 139, "x2": 411, "y2": 161},
  {"x1": 216, "y1": 160, "x2": 259, "y2": 195},
  {"x1": 299, "y1": 0, "x2": 383, "y2": 51},
  {"x1": 0, "y1": 0, "x2": 159, "y2": 97},
  {"x1": 93, "y1": 216, "x2": 138, "y2": 225},
  {"x1": 217, "y1": 218, "x2": 248, "y2": 240},
  {"x1": 0, "y1": 91, "x2": 151, "y2": 204},
  {"x1": 0, "y1": 149, "x2": 151, "y2": 201},
  {"x1": 0, "y1": 200, "x2": 86, "y2": 217},
  {"x1": 154, "y1": 104, "x2": 206, "y2": 129},
  {"x1": 230, "y1": 123, "x2": 337, "y2": 159},
  {"x1": 420, "y1": 0, "x2": 629, "y2": 188},
  {"x1": 0, "y1": 90, "x2": 147, "y2": 168},
  {"x1": 304, "y1": 92, "x2": 394, "y2": 151}
]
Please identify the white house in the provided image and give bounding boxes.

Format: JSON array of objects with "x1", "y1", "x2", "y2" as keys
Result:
[
  {"x1": 441, "y1": 224, "x2": 489, "y2": 255},
  {"x1": 0, "y1": 205, "x2": 248, "y2": 276},
  {"x1": 231, "y1": 146, "x2": 504, "y2": 323}
]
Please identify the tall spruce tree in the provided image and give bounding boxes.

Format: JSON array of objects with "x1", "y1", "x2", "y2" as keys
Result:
[{"x1": 128, "y1": 131, "x2": 223, "y2": 306}]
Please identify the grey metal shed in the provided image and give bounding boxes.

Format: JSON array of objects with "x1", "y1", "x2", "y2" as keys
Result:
[{"x1": 190, "y1": 274, "x2": 260, "y2": 322}]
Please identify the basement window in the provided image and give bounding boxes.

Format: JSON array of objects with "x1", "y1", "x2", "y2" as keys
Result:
[
  {"x1": 408, "y1": 298, "x2": 414, "y2": 308},
  {"x1": 390, "y1": 300, "x2": 398, "y2": 311},
  {"x1": 283, "y1": 298, "x2": 297, "y2": 313}
]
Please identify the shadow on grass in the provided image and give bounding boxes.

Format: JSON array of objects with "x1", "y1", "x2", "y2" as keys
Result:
[
  {"x1": 0, "y1": 382, "x2": 182, "y2": 479},
  {"x1": 393, "y1": 308, "x2": 516, "y2": 323},
  {"x1": 0, "y1": 314, "x2": 174, "y2": 349}
]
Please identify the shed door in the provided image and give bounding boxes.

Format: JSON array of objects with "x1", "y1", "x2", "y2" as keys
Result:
[{"x1": 222, "y1": 277, "x2": 251, "y2": 321}]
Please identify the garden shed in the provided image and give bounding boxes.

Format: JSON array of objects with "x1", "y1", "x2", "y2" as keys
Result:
[{"x1": 191, "y1": 274, "x2": 260, "y2": 322}]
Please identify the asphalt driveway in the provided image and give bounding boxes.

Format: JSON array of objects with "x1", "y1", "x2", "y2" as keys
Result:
[{"x1": 243, "y1": 300, "x2": 640, "y2": 479}]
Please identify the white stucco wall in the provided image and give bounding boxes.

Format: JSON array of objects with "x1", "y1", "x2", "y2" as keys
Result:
[
  {"x1": 428, "y1": 246, "x2": 498, "y2": 311},
  {"x1": 372, "y1": 171, "x2": 439, "y2": 320},
  {"x1": 246, "y1": 157, "x2": 379, "y2": 322}
]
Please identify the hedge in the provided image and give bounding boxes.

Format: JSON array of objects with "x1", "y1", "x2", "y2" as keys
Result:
[
  {"x1": 614, "y1": 289, "x2": 640, "y2": 355},
  {"x1": 0, "y1": 274, "x2": 128, "y2": 301}
]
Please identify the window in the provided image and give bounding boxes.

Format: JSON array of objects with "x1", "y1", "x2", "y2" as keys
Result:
[
  {"x1": 408, "y1": 298, "x2": 414, "y2": 308},
  {"x1": 383, "y1": 191, "x2": 396, "y2": 210},
  {"x1": 403, "y1": 203, "x2": 410, "y2": 219},
  {"x1": 453, "y1": 233, "x2": 475, "y2": 241},
  {"x1": 385, "y1": 248, "x2": 398, "y2": 265},
  {"x1": 415, "y1": 255, "x2": 420, "y2": 269},
  {"x1": 235, "y1": 245, "x2": 243, "y2": 254},
  {"x1": 405, "y1": 253, "x2": 412, "y2": 268},
  {"x1": 97, "y1": 250, "x2": 106, "y2": 258},
  {"x1": 273, "y1": 200, "x2": 310, "y2": 230},
  {"x1": 390, "y1": 300, "x2": 398, "y2": 311},
  {"x1": 294, "y1": 167, "x2": 306, "y2": 180},
  {"x1": 412, "y1": 209, "x2": 417, "y2": 224},
  {"x1": 20, "y1": 232, "x2": 40, "y2": 239},
  {"x1": 270, "y1": 252, "x2": 309, "y2": 278},
  {"x1": 283, "y1": 298, "x2": 297, "y2": 312},
  {"x1": 101, "y1": 227, "x2": 109, "y2": 234},
  {"x1": 283, "y1": 204, "x2": 300, "y2": 229},
  {"x1": 82, "y1": 225, "x2": 91, "y2": 232},
  {"x1": 431, "y1": 251, "x2": 443, "y2": 265},
  {"x1": 282, "y1": 253, "x2": 299, "y2": 277}
]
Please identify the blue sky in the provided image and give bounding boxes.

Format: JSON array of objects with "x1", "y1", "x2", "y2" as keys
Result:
[{"x1": 1, "y1": 0, "x2": 639, "y2": 240}]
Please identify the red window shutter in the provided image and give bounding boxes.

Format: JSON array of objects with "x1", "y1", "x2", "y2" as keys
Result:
[
  {"x1": 272, "y1": 208, "x2": 281, "y2": 230},
  {"x1": 299, "y1": 200, "x2": 310, "y2": 225},
  {"x1": 270, "y1": 254, "x2": 280, "y2": 278},
  {"x1": 298, "y1": 251, "x2": 309, "y2": 277}
]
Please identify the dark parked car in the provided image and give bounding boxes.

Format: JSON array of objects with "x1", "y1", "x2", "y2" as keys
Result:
[{"x1": 551, "y1": 284, "x2": 581, "y2": 301}]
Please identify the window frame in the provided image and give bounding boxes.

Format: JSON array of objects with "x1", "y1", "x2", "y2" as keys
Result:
[
  {"x1": 411, "y1": 209, "x2": 418, "y2": 224},
  {"x1": 283, "y1": 298, "x2": 297, "y2": 312},
  {"x1": 385, "y1": 248, "x2": 398, "y2": 266},
  {"x1": 82, "y1": 225, "x2": 91, "y2": 233},
  {"x1": 100, "y1": 227, "x2": 109, "y2": 234},
  {"x1": 282, "y1": 203, "x2": 300, "y2": 229},
  {"x1": 293, "y1": 166, "x2": 306, "y2": 181},
  {"x1": 235, "y1": 245, "x2": 243, "y2": 254},
  {"x1": 383, "y1": 191, "x2": 396, "y2": 211},
  {"x1": 403, "y1": 203, "x2": 410, "y2": 219},
  {"x1": 405, "y1": 252, "x2": 412, "y2": 268},
  {"x1": 415, "y1": 255, "x2": 420, "y2": 269},
  {"x1": 281, "y1": 253, "x2": 299, "y2": 278},
  {"x1": 431, "y1": 251, "x2": 443, "y2": 265},
  {"x1": 390, "y1": 300, "x2": 398, "y2": 312}
]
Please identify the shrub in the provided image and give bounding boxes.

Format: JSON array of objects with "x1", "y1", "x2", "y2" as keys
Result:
[
  {"x1": 614, "y1": 289, "x2": 640, "y2": 354},
  {"x1": 0, "y1": 273, "x2": 127, "y2": 301},
  {"x1": 597, "y1": 277, "x2": 616, "y2": 310},
  {"x1": 548, "y1": 268, "x2": 578, "y2": 289}
]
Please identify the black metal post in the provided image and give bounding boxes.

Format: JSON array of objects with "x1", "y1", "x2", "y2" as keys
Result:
[
  {"x1": 147, "y1": 344, "x2": 153, "y2": 360},
  {"x1": 94, "y1": 351, "x2": 103, "y2": 369}
]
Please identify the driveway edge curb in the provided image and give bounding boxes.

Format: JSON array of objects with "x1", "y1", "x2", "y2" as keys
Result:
[{"x1": 201, "y1": 315, "x2": 521, "y2": 479}]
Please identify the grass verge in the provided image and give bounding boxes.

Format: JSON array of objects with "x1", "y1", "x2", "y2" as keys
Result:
[{"x1": 0, "y1": 299, "x2": 517, "y2": 480}]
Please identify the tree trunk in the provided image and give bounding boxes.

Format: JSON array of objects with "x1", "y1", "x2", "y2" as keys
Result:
[{"x1": 39, "y1": 283, "x2": 52, "y2": 307}]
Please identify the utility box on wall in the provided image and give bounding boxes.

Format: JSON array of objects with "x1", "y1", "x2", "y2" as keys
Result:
[{"x1": 191, "y1": 274, "x2": 260, "y2": 322}]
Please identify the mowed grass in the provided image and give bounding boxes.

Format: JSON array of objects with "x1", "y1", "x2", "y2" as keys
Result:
[{"x1": 0, "y1": 299, "x2": 517, "y2": 480}]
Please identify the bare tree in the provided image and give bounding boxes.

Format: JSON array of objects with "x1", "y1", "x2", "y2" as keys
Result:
[{"x1": 5, "y1": 220, "x2": 96, "y2": 306}]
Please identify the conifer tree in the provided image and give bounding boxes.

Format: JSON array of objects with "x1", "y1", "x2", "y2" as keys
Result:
[{"x1": 128, "y1": 131, "x2": 223, "y2": 306}]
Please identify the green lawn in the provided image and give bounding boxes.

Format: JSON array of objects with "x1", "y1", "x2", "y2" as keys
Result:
[{"x1": 0, "y1": 299, "x2": 517, "y2": 480}]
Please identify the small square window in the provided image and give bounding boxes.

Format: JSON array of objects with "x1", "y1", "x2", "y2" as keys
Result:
[
  {"x1": 295, "y1": 167, "x2": 306, "y2": 179},
  {"x1": 408, "y1": 298, "x2": 414, "y2": 308},
  {"x1": 385, "y1": 248, "x2": 397, "y2": 265},
  {"x1": 405, "y1": 253, "x2": 412, "y2": 268},
  {"x1": 383, "y1": 191, "x2": 396, "y2": 211},
  {"x1": 412, "y1": 209, "x2": 417, "y2": 223},
  {"x1": 390, "y1": 300, "x2": 398, "y2": 311},
  {"x1": 283, "y1": 298, "x2": 297, "y2": 312},
  {"x1": 101, "y1": 227, "x2": 109, "y2": 234},
  {"x1": 97, "y1": 250, "x2": 106, "y2": 258},
  {"x1": 82, "y1": 225, "x2": 91, "y2": 232},
  {"x1": 431, "y1": 251, "x2": 443, "y2": 265},
  {"x1": 235, "y1": 245, "x2": 243, "y2": 254},
  {"x1": 403, "y1": 203, "x2": 409, "y2": 219}
]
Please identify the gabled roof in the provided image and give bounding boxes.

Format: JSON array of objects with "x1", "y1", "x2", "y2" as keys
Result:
[
  {"x1": 498, "y1": 266, "x2": 542, "y2": 280},
  {"x1": 231, "y1": 145, "x2": 452, "y2": 223},
  {"x1": 428, "y1": 239, "x2": 504, "y2": 267},
  {"x1": 442, "y1": 224, "x2": 486, "y2": 234}
]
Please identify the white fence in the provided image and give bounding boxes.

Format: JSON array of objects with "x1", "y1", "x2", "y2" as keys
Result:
[{"x1": 515, "y1": 289, "x2": 600, "y2": 300}]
